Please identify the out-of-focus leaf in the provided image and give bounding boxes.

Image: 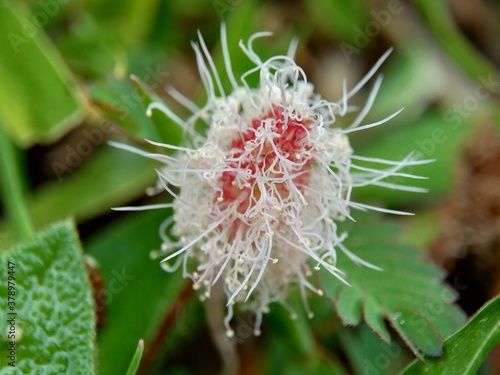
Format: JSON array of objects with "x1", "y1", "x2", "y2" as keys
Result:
[
  {"x1": 0, "y1": 221, "x2": 95, "y2": 373},
  {"x1": 0, "y1": 0, "x2": 85, "y2": 146},
  {"x1": 91, "y1": 72, "x2": 182, "y2": 144},
  {"x1": 401, "y1": 296, "x2": 500, "y2": 375},
  {"x1": 320, "y1": 213, "x2": 466, "y2": 359},
  {"x1": 265, "y1": 311, "x2": 348, "y2": 375},
  {"x1": 90, "y1": 78, "x2": 153, "y2": 138},
  {"x1": 0, "y1": 146, "x2": 156, "y2": 248},
  {"x1": 213, "y1": 0, "x2": 261, "y2": 91},
  {"x1": 305, "y1": 0, "x2": 366, "y2": 42},
  {"x1": 415, "y1": 0, "x2": 500, "y2": 91},
  {"x1": 0, "y1": 126, "x2": 34, "y2": 243},
  {"x1": 131, "y1": 75, "x2": 182, "y2": 144},
  {"x1": 88, "y1": 0, "x2": 160, "y2": 47},
  {"x1": 368, "y1": 45, "x2": 446, "y2": 124},
  {"x1": 280, "y1": 358, "x2": 348, "y2": 375},
  {"x1": 336, "y1": 284, "x2": 363, "y2": 326},
  {"x1": 29, "y1": 147, "x2": 155, "y2": 225},
  {"x1": 401, "y1": 210, "x2": 441, "y2": 249},
  {"x1": 339, "y1": 324, "x2": 412, "y2": 375},
  {"x1": 85, "y1": 209, "x2": 188, "y2": 375},
  {"x1": 265, "y1": 291, "x2": 315, "y2": 357},
  {"x1": 57, "y1": 13, "x2": 124, "y2": 80}
]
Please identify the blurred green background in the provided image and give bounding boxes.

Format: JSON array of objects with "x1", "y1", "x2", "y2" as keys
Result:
[{"x1": 1, "y1": 0, "x2": 499, "y2": 374}]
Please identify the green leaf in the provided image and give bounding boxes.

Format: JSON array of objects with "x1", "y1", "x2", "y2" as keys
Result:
[
  {"x1": 336, "y1": 284, "x2": 363, "y2": 326},
  {"x1": 265, "y1": 318, "x2": 348, "y2": 375},
  {"x1": 57, "y1": 13, "x2": 123, "y2": 80},
  {"x1": 320, "y1": 213, "x2": 466, "y2": 359},
  {"x1": 265, "y1": 290, "x2": 315, "y2": 357},
  {"x1": 401, "y1": 296, "x2": 500, "y2": 375},
  {"x1": 85, "y1": 209, "x2": 188, "y2": 375},
  {"x1": 0, "y1": 0, "x2": 85, "y2": 146},
  {"x1": 0, "y1": 146, "x2": 156, "y2": 248},
  {"x1": 415, "y1": 0, "x2": 500, "y2": 90},
  {"x1": 0, "y1": 220, "x2": 96, "y2": 373},
  {"x1": 131, "y1": 75, "x2": 183, "y2": 144},
  {"x1": 305, "y1": 0, "x2": 367, "y2": 42},
  {"x1": 0, "y1": 126, "x2": 34, "y2": 242},
  {"x1": 364, "y1": 295, "x2": 391, "y2": 343},
  {"x1": 353, "y1": 111, "x2": 475, "y2": 205},
  {"x1": 339, "y1": 324, "x2": 412, "y2": 375}
]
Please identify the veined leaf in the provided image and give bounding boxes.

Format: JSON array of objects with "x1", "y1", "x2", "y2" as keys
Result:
[
  {"x1": 0, "y1": 221, "x2": 96, "y2": 373},
  {"x1": 401, "y1": 296, "x2": 500, "y2": 375},
  {"x1": 320, "y1": 214, "x2": 466, "y2": 359}
]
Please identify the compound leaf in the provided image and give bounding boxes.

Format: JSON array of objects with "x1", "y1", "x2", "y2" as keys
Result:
[{"x1": 321, "y1": 213, "x2": 466, "y2": 359}]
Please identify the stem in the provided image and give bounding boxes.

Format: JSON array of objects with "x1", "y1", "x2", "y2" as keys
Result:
[
  {"x1": 204, "y1": 281, "x2": 239, "y2": 375},
  {"x1": 0, "y1": 127, "x2": 34, "y2": 242}
]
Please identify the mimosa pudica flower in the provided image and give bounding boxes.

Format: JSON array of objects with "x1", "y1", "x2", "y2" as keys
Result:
[{"x1": 112, "y1": 25, "x2": 429, "y2": 338}]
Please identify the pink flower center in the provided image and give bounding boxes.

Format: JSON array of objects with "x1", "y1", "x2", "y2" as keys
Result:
[{"x1": 216, "y1": 106, "x2": 313, "y2": 224}]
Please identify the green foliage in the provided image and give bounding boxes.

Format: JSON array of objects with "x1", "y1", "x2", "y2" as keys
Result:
[
  {"x1": 1, "y1": 0, "x2": 499, "y2": 373},
  {"x1": 415, "y1": 0, "x2": 500, "y2": 90},
  {"x1": 57, "y1": 13, "x2": 123, "y2": 80},
  {"x1": 0, "y1": 0, "x2": 85, "y2": 146},
  {"x1": 0, "y1": 146, "x2": 156, "y2": 248},
  {"x1": 320, "y1": 213, "x2": 466, "y2": 359},
  {"x1": 85, "y1": 209, "x2": 188, "y2": 375},
  {"x1": 0, "y1": 127, "x2": 34, "y2": 243},
  {"x1": 305, "y1": 0, "x2": 367, "y2": 42},
  {"x1": 0, "y1": 221, "x2": 95, "y2": 373},
  {"x1": 339, "y1": 324, "x2": 412, "y2": 375},
  {"x1": 354, "y1": 112, "x2": 475, "y2": 205},
  {"x1": 131, "y1": 75, "x2": 183, "y2": 144},
  {"x1": 402, "y1": 296, "x2": 500, "y2": 375}
]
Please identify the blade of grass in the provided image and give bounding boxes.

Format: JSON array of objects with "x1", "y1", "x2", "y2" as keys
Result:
[{"x1": 125, "y1": 339, "x2": 145, "y2": 375}]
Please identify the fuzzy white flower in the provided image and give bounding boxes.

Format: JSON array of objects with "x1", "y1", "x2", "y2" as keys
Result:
[{"x1": 112, "y1": 25, "x2": 428, "y2": 337}]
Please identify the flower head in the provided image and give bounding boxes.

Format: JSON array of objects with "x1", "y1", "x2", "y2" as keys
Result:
[{"x1": 113, "y1": 25, "x2": 428, "y2": 337}]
